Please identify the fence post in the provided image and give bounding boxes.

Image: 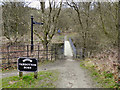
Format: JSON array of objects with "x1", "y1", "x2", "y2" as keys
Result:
[
  {"x1": 38, "y1": 45, "x2": 39, "y2": 61},
  {"x1": 27, "y1": 45, "x2": 29, "y2": 57},
  {"x1": 7, "y1": 46, "x2": 10, "y2": 65}
]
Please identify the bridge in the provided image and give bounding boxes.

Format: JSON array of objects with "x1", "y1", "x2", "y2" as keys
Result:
[{"x1": 64, "y1": 36, "x2": 73, "y2": 57}]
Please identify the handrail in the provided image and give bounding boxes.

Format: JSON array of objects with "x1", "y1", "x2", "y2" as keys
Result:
[{"x1": 69, "y1": 38, "x2": 76, "y2": 58}]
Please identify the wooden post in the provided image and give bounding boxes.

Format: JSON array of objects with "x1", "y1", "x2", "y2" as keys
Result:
[
  {"x1": 34, "y1": 71, "x2": 38, "y2": 79},
  {"x1": 19, "y1": 72, "x2": 23, "y2": 77}
]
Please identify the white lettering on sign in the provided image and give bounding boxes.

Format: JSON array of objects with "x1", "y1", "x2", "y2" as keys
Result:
[
  {"x1": 19, "y1": 63, "x2": 36, "y2": 66},
  {"x1": 24, "y1": 67, "x2": 32, "y2": 69},
  {"x1": 31, "y1": 64, "x2": 36, "y2": 66}
]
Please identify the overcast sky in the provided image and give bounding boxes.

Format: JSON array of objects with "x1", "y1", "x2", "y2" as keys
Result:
[
  {"x1": 0, "y1": 0, "x2": 119, "y2": 9},
  {"x1": 25, "y1": 0, "x2": 119, "y2": 9},
  {"x1": 0, "y1": 0, "x2": 50, "y2": 9}
]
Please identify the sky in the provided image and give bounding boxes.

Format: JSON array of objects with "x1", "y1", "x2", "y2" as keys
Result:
[
  {"x1": 26, "y1": 0, "x2": 49, "y2": 9},
  {"x1": 24, "y1": 0, "x2": 119, "y2": 9},
  {"x1": 27, "y1": 0, "x2": 119, "y2": 9},
  {"x1": 27, "y1": 0, "x2": 63, "y2": 9},
  {"x1": 27, "y1": 0, "x2": 40, "y2": 9},
  {"x1": 0, "y1": 0, "x2": 50, "y2": 9}
]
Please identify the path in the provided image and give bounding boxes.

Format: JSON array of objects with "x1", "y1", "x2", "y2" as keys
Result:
[
  {"x1": 54, "y1": 36, "x2": 95, "y2": 88},
  {"x1": 2, "y1": 36, "x2": 96, "y2": 88}
]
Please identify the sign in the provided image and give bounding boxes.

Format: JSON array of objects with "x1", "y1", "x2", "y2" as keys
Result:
[
  {"x1": 33, "y1": 21, "x2": 43, "y2": 25},
  {"x1": 18, "y1": 57, "x2": 37, "y2": 72}
]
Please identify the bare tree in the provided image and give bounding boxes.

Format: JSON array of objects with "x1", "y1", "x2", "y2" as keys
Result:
[
  {"x1": 34, "y1": 0, "x2": 62, "y2": 49},
  {"x1": 2, "y1": 1, "x2": 30, "y2": 44},
  {"x1": 67, "y1": 2, "x2": 92, "y2": 59}
]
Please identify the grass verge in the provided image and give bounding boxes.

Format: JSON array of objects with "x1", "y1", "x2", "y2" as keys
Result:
[
  {"x1": 2, "y1": 70, "x2": 59, "y2": 88},
  {"x1": 80, "y1": 60, "x2": 118, "y2": 88}
]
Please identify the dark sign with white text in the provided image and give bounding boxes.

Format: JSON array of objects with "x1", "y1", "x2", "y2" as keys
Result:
[{"x1": 18, "y1": 57, "x2": 37, "y2": 72}]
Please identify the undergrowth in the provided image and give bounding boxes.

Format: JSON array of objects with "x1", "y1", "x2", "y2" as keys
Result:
[{"x1": 80, "y1": 61, "x2": 119, "y2": 88}]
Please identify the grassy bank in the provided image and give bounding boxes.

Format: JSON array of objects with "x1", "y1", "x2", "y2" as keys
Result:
[
  {"x1": 2, "y1": 70, "x2": 59, "y2": 88},
  {"x1": 80, "y1": 60, "x2": 118, "y2": 88}
]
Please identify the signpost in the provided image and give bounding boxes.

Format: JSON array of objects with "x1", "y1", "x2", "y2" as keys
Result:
[
  {"x1": 18, "y1": 57, "x2": 38, "y2": 78},
  {"x1": 31, "y1": 16, "x2": 43, "y2": 52}
]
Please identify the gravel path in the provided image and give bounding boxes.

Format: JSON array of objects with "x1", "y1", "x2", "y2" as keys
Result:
[{"x1": 39, "y1": 57, "x2": 96, "y2": 88}]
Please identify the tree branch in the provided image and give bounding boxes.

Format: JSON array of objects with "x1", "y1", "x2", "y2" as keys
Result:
[{"x1": 33, "y1": 30, "x2": 44, "y2": 43}]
